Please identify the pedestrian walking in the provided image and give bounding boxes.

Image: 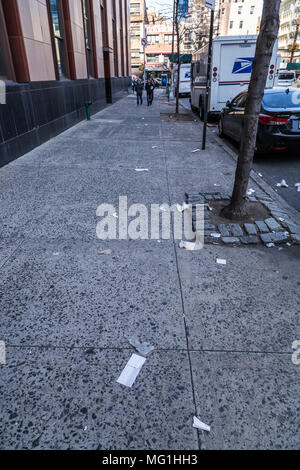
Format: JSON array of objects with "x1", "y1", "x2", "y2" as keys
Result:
[
  {"x1": 136, "y1": 79, "x2": 144, "y2": 105},
  {"x1": 145, "y1": 79, "x2": 155, "y2": 106},
  {"x1": 132, "y1": 79, "x2": 137, "y2": 93}
]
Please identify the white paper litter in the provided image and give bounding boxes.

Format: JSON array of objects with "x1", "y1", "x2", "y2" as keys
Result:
[
  {"x1": 295, "y1": 183, "x2": 300, "y2": 192},
  {"x1": 152, "y1": 146, "x2": 158, "y2": 149},
  {"x1": 247, "y1": 188, "x2": 255, "y2": 195},
  {"x1": 135, "y1": 168, "x2": 149, "y2": 172},
  {"x1": 53, "y1": 252, "x2": 60, "y2": 256},
  {"x1": 276, "y1": 179, "x2": 288, "y2": 188},
  {"x1": 266, "y1": 243, "x2": 275, "y2": 248},
  {"x1": 193, "y1": 417, "x2": 211, "y2": 432},
  {"x1": 258, "y1": 173, "x2": 263, "y2": 177},
  {"x1": 129, "y1": 337, "x2": 154, "y2": 357},
  {"x1": 191, "y1": 149, "x2": 200, "y2": 153},
  {"x1": 117, "y1": 354, "x2": 146, "y2": 388},
  {"x1": 113, "y1": 213, "x2": 119, "y2": 219},
  {"x1": 179, "y1": 240, "x2": 203, "y2": 251},
  {"x1": 0, "y1": 341, "x2": 6, "y2": 365},
  {"x1": 211, "y1": 233, "x2": 221, "y2": 238},
  {"x1": 177, "y1": 202, "x2": 191, "y2": 213},
  {"x1": 286, "y1": 242, "x2": 291, "y2": 247},
  {"x1": 216, "y1": 258, "x2": 226, "y2": 265},
  {"x1": 98, "y1": 250, "x2": 112, "y2": 256}
]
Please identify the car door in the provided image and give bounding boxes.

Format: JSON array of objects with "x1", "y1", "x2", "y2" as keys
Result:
[
  {"x1": 233, "y1": 92, "x2": 247, "y2": 141},
  {"x1": 222, "y1": 93, "x2": 244, "y2": 140}
]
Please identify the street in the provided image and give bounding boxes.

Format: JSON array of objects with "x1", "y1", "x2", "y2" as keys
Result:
[
  {"x1": 181, "y1": 97, "x2": 300, "y2": 213},
  {"x1": 0, "y1": 91, "x2": 299, "y2": 450}
]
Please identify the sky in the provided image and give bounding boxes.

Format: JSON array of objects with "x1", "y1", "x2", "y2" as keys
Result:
[{"x1": 146, "y1": 0, "x2": 263, "y2": 15}]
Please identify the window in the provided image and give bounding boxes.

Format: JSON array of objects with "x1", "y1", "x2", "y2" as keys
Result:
[
  {"x1": 82, "y1": 0, "x2": 95, "y2": 77},
  {"x1": 239, "y1": 21, "x2": 243, "y2": 29},
  {"x1": 47, "y1": 0, "x2": 69, "y2": 79},
  {"x1": 131, "y1": 25, "x2": 140, "y2": 37},
  {"x1": 238, "y1": 6, "x2": 242, "y2": 14},
  {"x1": 147, "y1": 35, "x2": 159, "y2": 45},
  {"x1": 131, "y1": 50, "x2": 140, "y2": 59},
  {"x1": 130, "y1": 3, "x2": 140, "y2": 15},
  {"x1": 147, "y1": 54, "x2": 159, "y2": 63},
  {"x1": 164, "y1": 34, "x2": 173, "y2": 44},
  {"x1": 0, "y1": 0, "x2": 15, "y2": 80},
  {"x1": 101, "y1": 5, "x2": 107, "y2": 48},
  {"x1": 250, "y1": 6, "x2": 255, "y2": 15},
  {"x1": 222, "y1": 8, "x2": 225, "y2": 14},
  {"x1": 112, "y1": 18, "x2": 118, "y2": 76},
  {"x1": 229, "y1": 21, "x2": 233, "y2": 29}
]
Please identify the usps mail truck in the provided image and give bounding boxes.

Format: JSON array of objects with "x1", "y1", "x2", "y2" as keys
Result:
[
  {"x1": 190, "y1": 35, "x2": 279, "y2": 119},
  {"x1": 173, "y1": 63, "x2": 191, "y2": 96}
]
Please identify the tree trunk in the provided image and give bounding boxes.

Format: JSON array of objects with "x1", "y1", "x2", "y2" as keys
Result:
[
  {"x1": 221, "y1": 0, "x2": 281, "y2": 220},
  {"x1": 175, "y1": 1, "x2": 180, "y2": 114}
]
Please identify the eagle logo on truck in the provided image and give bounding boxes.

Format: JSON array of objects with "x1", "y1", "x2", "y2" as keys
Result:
[{"x1": 232, "y1": 58, "x2": 254, "y2": 74}]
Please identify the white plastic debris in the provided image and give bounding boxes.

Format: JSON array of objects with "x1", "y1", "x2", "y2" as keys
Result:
[
  {"x1": 113, "y1": 212, "x2": 119, "y2": 219},
  {"x1": 191, "y1": 149, "x2": 200, "y2": 153},
  {"x1": 152, "y1": 146, "x2": 158, "y2": 149},
  {"x1": 247, "y1": 188, "x2": 255, "y2": 195},
  {"x1": 216, "y1": 258, "x2": 226, "y2": 265},
  {"x1": 295, "y1": 183, "x2": 300, "y2": 192},
  {"x1": 135, "y1": 168, "x2": 149, "y2": 172},
  {"x1": 160, "y1": 205, "x2": 168, "y2": 212},
  {"x1": 179, "y1": 240, "x2": 197, "y2": 251},
  {"x1": 177, "y1": 202, "x2": 191, "y2": 213},
  {"x1": 278, "y1": 247, "x2": 283, "y2": 251},
  {"x1": 286, "y1": 242, "x2": 291, "y2": 247},
  {"x1": 0, "y1": 341, "x2": 6, "y2": 365},
  {"x1": 266, "y1": 243, "x2": 275, "y2": 248},
  {"x1": 53, "y1": 252, "x2": 60, "y2": 256},
  {"x1": 193, "y1": 417, "x2": 211, "y2": 432},
  {"x1": 279, "y1": 217, "x2": 285, "y2": 222},
  {"x1": 129, "y1": 337, "x2": 154, "y2": 357},
  {"x1": 211, "y1": 233, "x2": 221, "y2": 238},
  {"x1": 276, "y1": 179, "x2": 288, "y2": 188},
  {"x1": 258, "y1": 173, "x2": 263, "y2": 177},
  {"x1": 98, "y1": 250, "x2": 112, "y2": 256},
  {"x1": 117, "y1": 354, "x2": 146, "y2": 388}
]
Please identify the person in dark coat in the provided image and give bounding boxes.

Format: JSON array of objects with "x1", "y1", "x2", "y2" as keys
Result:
[
  {"x1": 145, "y1": 79, "x2": 155, "y2": 106},
  {"x1": 136, "y1": 80, "x2": 144, "y2": 105}
]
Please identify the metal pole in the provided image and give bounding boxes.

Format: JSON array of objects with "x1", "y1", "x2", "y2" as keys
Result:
[
  {"x1": 202, "y1": 9, "x2": 214, "y2": 151},
  {"x1": 170, "y1": 0, "x2": 176, "y2": 100}
]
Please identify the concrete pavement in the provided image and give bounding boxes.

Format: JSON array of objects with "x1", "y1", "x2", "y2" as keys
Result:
[{"x1": 0, "y1": 90, "x2": 299, "y2": 450}]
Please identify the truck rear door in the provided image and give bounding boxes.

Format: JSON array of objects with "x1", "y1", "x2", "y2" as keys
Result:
[{"x1": 217, "y1": 43, "x2": 255, "y2": 106}]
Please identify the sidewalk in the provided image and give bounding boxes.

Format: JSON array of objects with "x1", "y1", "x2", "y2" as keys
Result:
[{"x1": 0, "y1": 90, "x2": 299, "y2": 450}]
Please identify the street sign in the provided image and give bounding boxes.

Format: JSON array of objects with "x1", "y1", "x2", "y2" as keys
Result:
[
  {"x1": 163, "y1": 63, "x2": 169, "y2": 71},
  {"x1": 205, "y1": 0, "x2": 215, "y2": 9},
  {"x1": 141, "y1": 38, "x2": 148, "y2": 47}
]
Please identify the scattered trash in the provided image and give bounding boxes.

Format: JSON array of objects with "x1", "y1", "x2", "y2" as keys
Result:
[
  {"x1": 211, "y1": 233, "x2": 221, "y2": 238},
  {"x1": 279, "y1": 217, "x2": 285, "y2": 222},
  {"x1": 84, "y1": 426, "x2": 88, "y2": 432},
  {"x1": 214, "y1": 184, "x2": 220, "y2": 187},
  {"x1": 129, "y1": 337, "x2": 154, "y2": 357},
  {"x1": 135, "y1": 168, "x2": 149, "y2": 172},
  {"x1": 247, "y1": 188, "x2": 255, "y2": 196},
  {"x1": 193, "y1": 417, "x2": 211, "y2": 432},
  {"x1": 179, "y1": 240, "x2": 203, "y2": 251},
  {"x1": 152, "y1": 146, "x2": 158, "y2": 149},
  {"x1": 177, "y1": 202, "x2": 191, "y2": 213},
  {"x1": 286, "y1": 242, "x2": 291, "y2": 247},
  {"x1": 191, "y1": 149, "x2": 200, "y2": 153},
  {"x1": 53, "y1": 252, "x2": 60, "y2": 256},
  {"x1": 98, "y1": 250, "x2": 112, "y2": 256},
  {"x1": 0, "y1": 341, "x2": 6, "y2": 365},
  {"x1": 278, "y1": 247, "x2": 283, "y2": 251},
  {"x1": 160, "y1": 205, "x2": 168, "y2": 212},
  {"x1": 142, "y1": 118, "x2": 145, "y2": 120},
  {"x1": 266, "y1": 243, "x2": 275, "y2": 248},
  {"x1": 295, "y1": 183, "x2": 300, "y2": 192},
  {"x1": 113, "y1": 256, "x2": 121, "y2": 261},
  {"x1": 117, "y1": 354, "x2": 146, "y2": 388},
  {"x1": 258, "y1": 172, "x2": 263, "y2": 177},
  {"x1": 276, "y1": 179, "x2": 288, "y2": 188},
  {"x1": 216, "y1": 258, "x2": 226, "y2": 265},
  {"x1": 113, "y1": 212, "x2": 119, "y2": 219}
]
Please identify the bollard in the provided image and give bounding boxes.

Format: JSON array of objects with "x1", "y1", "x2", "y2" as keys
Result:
[{"x1": 85, "y1": 101, "x2": 92, "y2": 121}]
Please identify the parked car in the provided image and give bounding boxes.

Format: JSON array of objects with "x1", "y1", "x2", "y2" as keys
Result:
[{"x1": 218, "y1": 87, "x2": 300, "y2": 154}]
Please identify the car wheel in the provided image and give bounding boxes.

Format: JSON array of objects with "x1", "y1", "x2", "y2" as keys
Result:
[{"x1": 218, "y1": 117, "x2": 225, "y2": 137}]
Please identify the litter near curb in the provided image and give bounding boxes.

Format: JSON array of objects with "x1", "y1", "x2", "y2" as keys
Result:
[
  {"x1": 177, "y1": 203, "x2": 191, "y2": 213},
  {"x1": 98, "y1": 250, "x2": 112, "y2": 256},
  {"x1": 211, "y1": 233, "x2": 221, "y2": 238},
  {"x1": 117, "y1": 354, "x2": 146, "y2": 388},
  {"x1": 135, "y1": 168, "x2": 149, "y2": 172},
  {"x1": 247, "y1": 188, "x2": 255, "y2": 196},
  {"x1": 129, "y1": 337, "x2": 154, "y2": 357},
  {"x1": 193, "y1": 417, "x2": 211, "y2": 432},
  {"x1": 216, "y1": 258, "x2": 227, "y2": 265},
  {"x1": 0, "y1": 341, "x2": 6, "y2": 365},
  {"x1": 295, "y1": 183, "x2": 300, "y2": 192},
  {"x1": 266, "y1": 243, "x2": 275, "y2": 248},
  {"x1": 276, "y1": 179, "x2": 288, "y2": 188},
  {"x1": 191, "y1": 149, "x2": 200, "y2": 153},
  {"x1": 152, "y1": 146, "x2": 158, "y2": 149}
]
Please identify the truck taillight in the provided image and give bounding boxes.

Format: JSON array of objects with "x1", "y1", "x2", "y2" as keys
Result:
[{"x1": 259, "y1": 114, "x2": 290, "y2": 125}]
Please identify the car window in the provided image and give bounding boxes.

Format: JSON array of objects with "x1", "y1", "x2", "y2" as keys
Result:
[
  {"x1": 232, "y1": 93, "x2": 247, "y2": 108},
  {"x1": 278, "y1": 73, "x2": 295, "y2": 81},
  {"x1": 263, "y1": 91, "x2": 300, "y2": 109}
]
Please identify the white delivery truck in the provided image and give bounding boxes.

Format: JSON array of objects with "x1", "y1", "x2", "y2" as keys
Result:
[
  {"x1": 173, "y1": 63, "x2": 191, "y2": 96},
  {"x1": 190, "y1": 35, "x2": 279, "y2": 119}
]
